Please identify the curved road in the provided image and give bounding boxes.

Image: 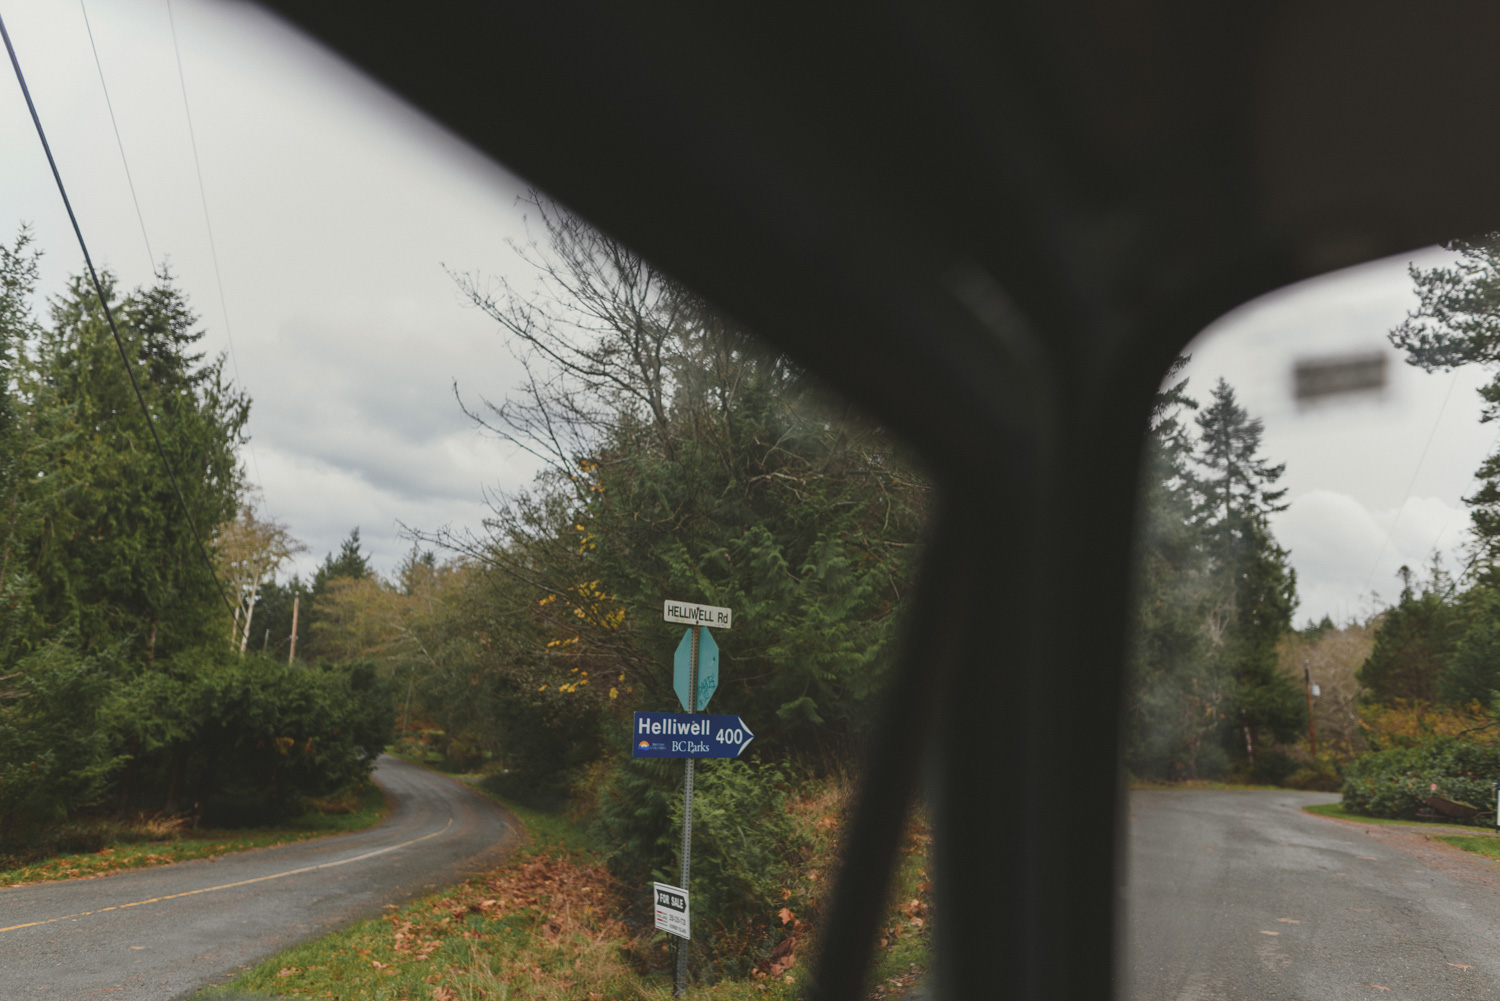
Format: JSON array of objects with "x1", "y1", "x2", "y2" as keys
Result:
[
  {"x1": 1126, "y1": 789, "x2": 1500, "y2": 999},
  {"x1": 0, "y1": 754, "x2": 519, "y2": 1000}
]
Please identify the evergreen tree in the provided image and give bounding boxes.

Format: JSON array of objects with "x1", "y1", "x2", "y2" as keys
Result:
[
  {"x1": 1440, "y1": 587, "x2": 1500, "y2": 705},
  {"x1": 25, "y1": 269, "x2": 248, "y2": 665},
  {"x1": 1389, "y1": 235, "x2": 1500, "y2": 583},
  {"x1": 1191, "y1": 378, "x2": 1303, "y2": 767},
  {"x1": 1127, "y1": 360, "x2": 1226, "y2": 778},
  {"x1": 1359, "y1": 563, "x2": 1465, "y2": 703},
  {"x1": 303, "y1": 528, "x2": 372, "y2": 661}
]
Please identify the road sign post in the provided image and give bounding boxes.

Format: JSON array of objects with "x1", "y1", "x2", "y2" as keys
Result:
[
  {"x1": 676, "y1": 624, "x2": 697, "y2": 996},
  {"x1": 659, "y1": 600, "x2": 733, "y2": 997}
]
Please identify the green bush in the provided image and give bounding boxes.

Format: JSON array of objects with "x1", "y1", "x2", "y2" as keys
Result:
[
  {"x1": 0, "y1": 643, "x2": 122, "y2": 840},
  {"x1": 592, "y1": 753, "x2": 806, "y2": 976},
  {"x1": 1283, "y1": 759, "x2": 1341, "y2": 791},
  {"x1": 1246, "y1": 746, "x2": 1300, "y2": 786},
  {"x1": 1341, "y1": 737, "x2": 1500, "y2": 823}
]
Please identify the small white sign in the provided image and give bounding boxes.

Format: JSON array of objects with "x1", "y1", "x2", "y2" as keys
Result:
[
  {"x1": 663, "y1": 599, "x2": 732, "y2": 629},
  {"x1": 653, "y1": 881, "x2": 690, "y2": 939}
]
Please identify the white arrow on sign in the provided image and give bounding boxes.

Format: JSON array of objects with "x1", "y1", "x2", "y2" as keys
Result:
[{"x1": 663, "y1": 599, "x2": 732, "y2": 629}]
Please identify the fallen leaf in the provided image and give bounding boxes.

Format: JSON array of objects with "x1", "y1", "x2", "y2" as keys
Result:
[
  {"x1": 1358, "y1": 856, "x2": 1379, "y2": 861},
  {"x1": 778, "y1": 907, "x2": 795, "y2": 925},
  {"x1": 1259, "y1": 930, "x2": 1279, "y2": 936},
  {"x1": 1449, "y1": 963, "x2": 1474, "y2": 971},
  {"x1": 1276, "y1": 918, "x2": 1301, "y2": 924}
]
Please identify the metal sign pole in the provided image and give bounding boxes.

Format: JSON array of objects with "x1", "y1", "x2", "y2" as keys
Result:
[{"x1": 675, "y1": 624, "x2": 699, "y2": 997}]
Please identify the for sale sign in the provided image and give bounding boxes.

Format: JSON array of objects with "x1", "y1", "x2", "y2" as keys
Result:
[{"x1": 653, "y1": 881, "x2": 690, "y2": 939}]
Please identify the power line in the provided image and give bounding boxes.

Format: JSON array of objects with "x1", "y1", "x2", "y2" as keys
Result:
[
  {"x1": 1361, "y1": 367, "x2": 1461, "y2": 595},
  {"x1": 164, "y1": 0, "x2": 268, "y2": 504},
  {"x1": 78, "y1": 0, "x2": 154, "y2": 273},
  {"x1": 0, "y1": 9, "x2": 234, "y2": 614}
]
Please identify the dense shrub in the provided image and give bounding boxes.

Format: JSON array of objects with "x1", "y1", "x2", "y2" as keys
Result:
[
  {"x1": 190, "y1": 658, "x2": 394, "y2": 826},
  {"x1": 1246, "y1": 746, "x2": 1301, "y2": 786},
  {"x1": 0, "y1": 644, "x2": 122, "y2": 839},
  {"x1": 592, "y1": 753, "x2": 805, "y2": 976},
  {"x1": 1282, "y1": 759, "x2": 1341, "y2": 791},
  {"x1": 1341, "y1": 737, "x2": 1500, "y2": 822}
]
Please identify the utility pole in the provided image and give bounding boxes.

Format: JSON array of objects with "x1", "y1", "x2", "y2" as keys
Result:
[
  {"x1": 288, "y1": 594, "x2": 299, "y2": 664},
  {"x1": 1304, "y1": 659, "x2": 1318, "y2": 757}
]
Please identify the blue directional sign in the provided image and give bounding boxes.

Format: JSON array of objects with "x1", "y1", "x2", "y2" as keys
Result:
[
  {"x1": 673, "y1": 627, "x2": 719, "y2": 711},
  {"x1": 632, "y1": 712, "x2": 754, "y2": 758}
]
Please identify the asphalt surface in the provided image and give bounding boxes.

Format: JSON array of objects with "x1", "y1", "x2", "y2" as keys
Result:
[
  {"x1": 1125, "y1": 789, "x2": 1500, "y2": 999},
  {"x1": 0, "y1": 754, "x2": 519, "y2": 1000}
]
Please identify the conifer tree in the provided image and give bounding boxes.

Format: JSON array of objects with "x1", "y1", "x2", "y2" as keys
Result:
[
  {"x1": 1390, "y1": 235, "x2": 1500, "y2": 583},
  {"x1": 1191, "y1": 378, "x2": 1303, "y2": 768}
]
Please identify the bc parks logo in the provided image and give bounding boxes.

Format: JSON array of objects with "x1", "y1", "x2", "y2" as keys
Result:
[
  {"x1": 638, "y1": 739, "x2": 666, "y2": 751},
  {"x1": 637, "y1": 740, "x2": 650, "y2": 749}
]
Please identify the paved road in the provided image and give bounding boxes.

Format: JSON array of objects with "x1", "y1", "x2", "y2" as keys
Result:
[
  {"x1": 1126, "y1": 789, "x2": 1500, "y2": 1000},
  {"x1": 0, "y1": 754, "x2": 519, "y2": 1000}
]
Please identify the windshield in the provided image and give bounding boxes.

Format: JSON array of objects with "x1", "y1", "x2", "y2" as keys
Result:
[
  {"x1": 1124, "y1": 243, "x2": 1500, "y2": 997},
  {"x1": 0, "y1": 3, "x2": 934, "y2": 999}
]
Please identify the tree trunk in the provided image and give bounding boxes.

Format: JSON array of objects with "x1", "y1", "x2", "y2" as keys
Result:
[
  {"x1": 1242, "y1": 724, "x2": 1255, "y2": 768},
  {"x1": 145, "y1": 620, "x2": 157, "y2": 671},
  {"x1": 116, "y1": 735, "x2": 140, "y2": 814},
  {"x1": 164, "y1": 745, "x2": 188, "y2": 814}
]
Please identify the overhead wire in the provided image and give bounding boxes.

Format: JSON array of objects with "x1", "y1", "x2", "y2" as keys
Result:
[
  {"x1": 164, "y1": 0, "x2": 269, "y2": 507},
  {"x1": 1359, "y1": 366, "x2": 1461, "y2": 596},
  {"x1": 0, "y1": 9, "x2": 234, "y2": 614},
  {"x1": 78, "y1": 0, "x2": 154, "y2": 272}
]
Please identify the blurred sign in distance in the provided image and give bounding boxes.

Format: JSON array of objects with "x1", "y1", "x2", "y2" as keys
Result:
[
  {"x1": 653, "y1": 881, "x2": 690, "y2": 939},
  {"x1": 663, "y1": 599, "x2": 732, "y2": 629},
  {"x1": 632, "y1": 711, "x2": 755, "y2": 758},
  {"x1": 674, "y1": 626, "x2": 719, "y2": 711},
  {"x1": 1293, "y1": 351, "x2": 1387, "y2": 403}
]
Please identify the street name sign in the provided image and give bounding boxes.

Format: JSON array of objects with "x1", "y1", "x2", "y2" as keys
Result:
[
  {"x1": 652, "y1": 881, "x2": 690, "y2": 939},
  {"x1": 632, "y1": 712, "x2": 755, "y2": 758},
  {"x1": 663, "y1": 599, "x2": 732, "y2": 629},
  {"x1": 674, "y1": 626, "x2": 719, "y2": 711}
]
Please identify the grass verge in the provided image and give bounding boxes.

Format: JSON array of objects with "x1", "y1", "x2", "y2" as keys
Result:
[
  {"x1": 196, "y1": 777, "x2": 930, "y2": 1000},
  {"x1": 0, "y1": 779, "x2": 387, "y2": 888},
  {"x1": 1301, "y1": 801, "x2": 1500, "y2": 834},
  {"x1": 1433, "y1": 834, "x2": 1500, "y2": 860},
  {"x1": 1128, "y1": 780, "x2": 1285, "y2": 791}
]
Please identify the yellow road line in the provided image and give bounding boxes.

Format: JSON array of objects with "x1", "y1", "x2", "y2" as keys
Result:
[{"x1": 0, "y1": 817, "x2": 454, "y2": 935}]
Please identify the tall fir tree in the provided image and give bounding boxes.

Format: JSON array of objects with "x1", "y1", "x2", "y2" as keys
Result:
[
  {"x1": 1191, "y1": 378, "x2": 1303, "y2": 768},
  {"x1": 1389, "y1": 235, "x2": 1500, "y2": 584}
]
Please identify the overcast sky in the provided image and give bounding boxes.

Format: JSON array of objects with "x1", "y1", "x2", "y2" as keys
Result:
[
  {"x1": 1184, "y1": 249, "x2": 1493, "y2": 627},
  {"x1": 1, "y1": 1, "x2": 1495, "y2": 625},
  {"x1": 0, "y1": 0, "x2": 542, "y2": 581}
]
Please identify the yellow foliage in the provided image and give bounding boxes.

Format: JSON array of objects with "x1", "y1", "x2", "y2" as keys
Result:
[{"x1": 1360, "y1": 699, "x2": 1499, "y2": 748}]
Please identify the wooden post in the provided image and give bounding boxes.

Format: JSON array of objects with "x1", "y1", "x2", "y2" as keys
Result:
[
  {"x1": 288, "y1": 594, "x2": 299, "y2": 664},
  {"x1": 239, "y1": 578, "x2": 259, "y2": 655},
  {"x1": 1304, "y1": 660, "x2": 1318, "y2": 757}
]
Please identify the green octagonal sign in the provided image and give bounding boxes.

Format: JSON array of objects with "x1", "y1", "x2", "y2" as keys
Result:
[{"x1": 673, "y1": 627, "x2": 719, "y2": 711}]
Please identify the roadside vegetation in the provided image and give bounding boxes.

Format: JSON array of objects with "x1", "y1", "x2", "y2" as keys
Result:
[
  {"x1": 3, "y1": 199, "x2": 928, "y2": 990},
  {"x1": 0, "y1": 228, "x2": 393, "y2": 869},
  {"x1": 0, "y1": 778, "x2": 385, "y2": 887},
  {"x1": 199, "y1": 778, "x2": 930, "y2": 1000}
]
